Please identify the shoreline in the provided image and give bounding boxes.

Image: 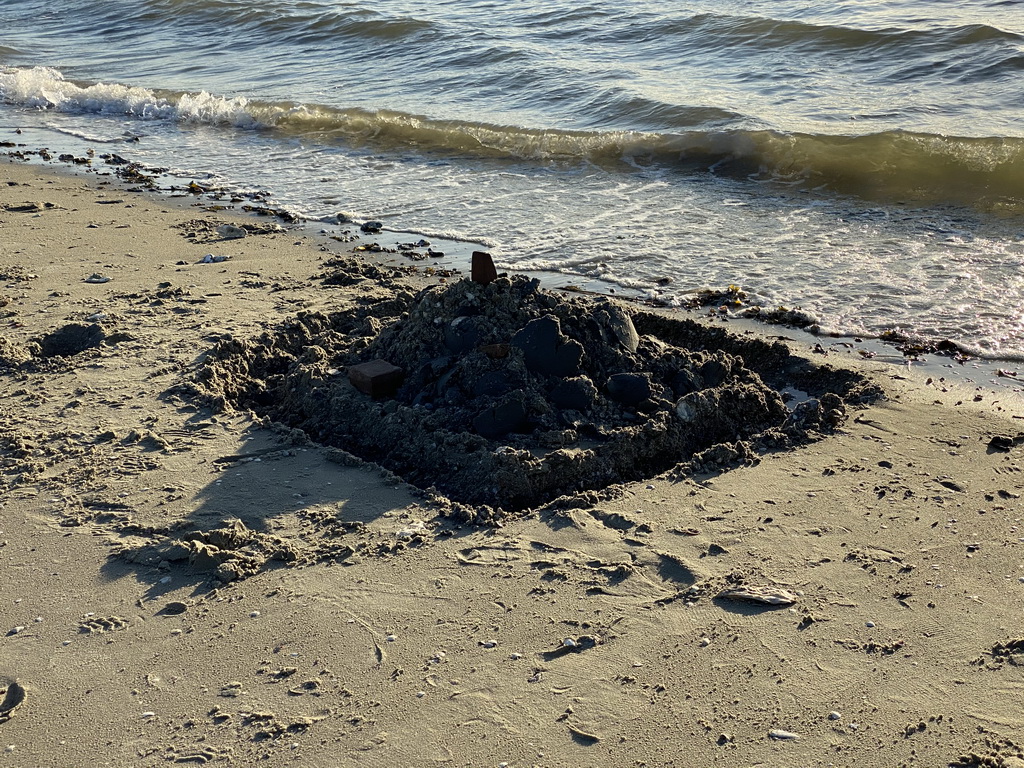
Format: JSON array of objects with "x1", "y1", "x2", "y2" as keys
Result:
[
  {"x1": 7, "y1": 145, "x2": 1024, "y2": 396},
  {"x1": 3, "y1": 158, "x2": 1024, "y2": 766}
]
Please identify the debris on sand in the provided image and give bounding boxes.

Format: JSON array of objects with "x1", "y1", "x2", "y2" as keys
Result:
[{"x1": 716, "y1": 586, "x2": 799, "y2": 606}]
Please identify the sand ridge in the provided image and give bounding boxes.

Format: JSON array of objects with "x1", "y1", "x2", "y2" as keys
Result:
[{"x1": 2, "y1": 158, "x2": 1024, "y2": 766}]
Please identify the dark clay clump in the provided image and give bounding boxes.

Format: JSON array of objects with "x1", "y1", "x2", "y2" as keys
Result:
[{"x1": 196, "y1": 275, "x2": 864, "y2": 514}]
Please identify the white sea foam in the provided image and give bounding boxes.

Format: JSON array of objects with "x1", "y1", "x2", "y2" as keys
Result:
[{"x1": 0, "y1": 66, "x2": 264, "y2": 128}]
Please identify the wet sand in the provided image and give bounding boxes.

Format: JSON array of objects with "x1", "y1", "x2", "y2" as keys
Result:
[{"x1": 2, "y1": 158, "x2": 1024, "y2": 767}]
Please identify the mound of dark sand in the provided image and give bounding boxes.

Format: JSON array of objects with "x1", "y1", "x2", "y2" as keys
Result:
[
  {"x1": 193, "y1": 272, "x2": 879, "y2": 517},
  {"x1": 36, "y1": 322, "x2": 106, "y2": 358}
]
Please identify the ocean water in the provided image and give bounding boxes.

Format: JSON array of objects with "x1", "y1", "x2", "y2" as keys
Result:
[{"x1": 2, "y1": 0, "x2": 1023, "y2": 356}]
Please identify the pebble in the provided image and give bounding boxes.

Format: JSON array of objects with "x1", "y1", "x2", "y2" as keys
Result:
[
  {"x1": 865, "y1": 621, "x2": 876, "y2": 628},
  {"x1": 386, "y1": 634, "x2": 398, "y2": 643},
  {"x1": 768, "y1": 729, "x2": 801, "y2": 741},
  {"x1": 141, "y1": 711, "x2": 156, "y2": 719},
  {"x1": 248, "y1": 610, "x2": 260, "y2": 618},
  {"x1": 9, "y1": 626, "x2": 25, "y2": 635},
  {"x1": 480, "y1": 640, "x2": 498, "y2": 649},
  {"x1": 700, "y1": 637, "x2": 711, "y2": 647},
  {"x1": 562, "y1": 637, "x2": 577, "y2": 648},
  {"x1": 509, "y1": 653, "x2": 523, "y2": 660},
  {"x1": 216, "y1": 224, "x2": 246, "y2": 239},
  {"x1": 828, "y1": 711, "x2": 842, "y2": 721}
]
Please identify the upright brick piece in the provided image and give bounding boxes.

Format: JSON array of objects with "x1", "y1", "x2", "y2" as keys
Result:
[
  {"x1": 471, "y1": 251, "x2": 498, "y2": 286},
  {"x1": 348, "y1": 359, "x2": 404, "y2": 398}
]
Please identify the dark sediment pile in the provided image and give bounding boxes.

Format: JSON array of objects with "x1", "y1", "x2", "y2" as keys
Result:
[
  {"x1": 193, "y1": 272, "x2": 879, "y2": 516},
  {"x1": 36, "y1": 322, "x2": 106, "y2": 358}
]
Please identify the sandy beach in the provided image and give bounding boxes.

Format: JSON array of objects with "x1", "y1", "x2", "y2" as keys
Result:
[{"x1": 3, "y1": 157, "x2": 1024, "y2": 768}]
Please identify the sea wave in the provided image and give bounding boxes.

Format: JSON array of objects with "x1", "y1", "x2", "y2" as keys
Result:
[
  {"x1": 3, "y1": 66, "x2": 1022, "y2": 209},
  {"x1": 59, "y1": 0, "x2": 1024, "y2": 55}
]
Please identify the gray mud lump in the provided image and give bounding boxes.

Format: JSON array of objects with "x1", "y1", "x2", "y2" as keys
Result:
[{"x1": 197, "y1": 273, "x2": 866, "y2": 513}]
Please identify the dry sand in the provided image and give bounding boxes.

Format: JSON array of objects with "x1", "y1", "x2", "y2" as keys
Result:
[{"x1": 2, "y1": 157, "x2": 1024, "y2": 767}]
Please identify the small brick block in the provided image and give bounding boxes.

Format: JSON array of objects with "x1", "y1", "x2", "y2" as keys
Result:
[
  {"x1": 471, "y1": 251, "x2": 498, "y2": 286},
  {"x1": 348, "y1": 359, "x2": 404, "y2": 398},
  {"x1": 479, "y1": 343, "x2": 509, "y2": 359}
]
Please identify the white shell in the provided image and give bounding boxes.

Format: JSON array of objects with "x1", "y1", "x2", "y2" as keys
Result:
[{"x1": 717, "y1": 586, "x2": 798, "y2": 606}]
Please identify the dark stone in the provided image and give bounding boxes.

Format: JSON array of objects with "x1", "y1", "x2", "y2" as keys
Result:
[
  {"x1": 606, "y1": 372, "x2": 652, "y2": 406},
  {"x1": 435, "y1": 366, "x2": 458, "y2": 395},
  {"x1": 550, "y1": 376, "x2": 597, "y2": 412},
  {"x1": 988, "y1": 435, "x2": 1019, "y2": 452},
  {"x1": 700, "y1": 358, "x2": 729, "y2": 388},
  {"x1": 348, "y1": 359, "x2": 404, "y2": 398},
  {"x1": 471, "y1": 371, "x2": 515, "y2": 398},
  {"x1": 38, "y1": 323, "x2": 106, "y2": 358},
  {"x1": 511, "y1": 315, "x2": 583, "y2": 378},
  {"x1": 429, "y1": 356, "x2": 453, "y2": 375},
  {"x1": 473, "y1": 399, "x2": 527, "y2": 439},
  {"x1": 471, "y1": 251, "x2": 498, "y2": 286},
  {"x1": 670, "y1": 369, "x2": 701, "y2": 398},
  {"x1": 596, "y1": 303, "x2": 639, "y2": 353},
  {"x1": 480, "y1": 343, "x2": 509, "y2": 359},
  {"x1": 360, "y1": 220, "x2": 383, "y2": 233},
  {"x1": 443, "y1": 317, "x2": 481, "y2": 354}
]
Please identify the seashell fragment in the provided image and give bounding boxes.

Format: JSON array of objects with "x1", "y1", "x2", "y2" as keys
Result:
[
  {"x1": 768, "y1": 729, "x2": 800, "y2": 740},
  {"x1": 717, "y1": 586, "x2": 798, "y2": 606}
]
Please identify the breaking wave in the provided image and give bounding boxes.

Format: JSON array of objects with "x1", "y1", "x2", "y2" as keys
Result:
[{"x1": 3, "y1": 65, "x2": 1022, "y2": 209}]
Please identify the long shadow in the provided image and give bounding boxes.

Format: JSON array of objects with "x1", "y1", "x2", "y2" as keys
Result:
[{"x1": 98, "y1": 411, "x2": 426, "y2": 602}]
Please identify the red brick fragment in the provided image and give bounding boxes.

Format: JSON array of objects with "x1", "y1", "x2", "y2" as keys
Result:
[
  {"x1": 479, "y1": 343, "x2": 509, "y2": 359},
  {"x1": 471, "y1": 251, "x2": 498, "y2": 286},
  {"x1": 348, "y1": 359, "x2": 404, "y2": 398}
]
